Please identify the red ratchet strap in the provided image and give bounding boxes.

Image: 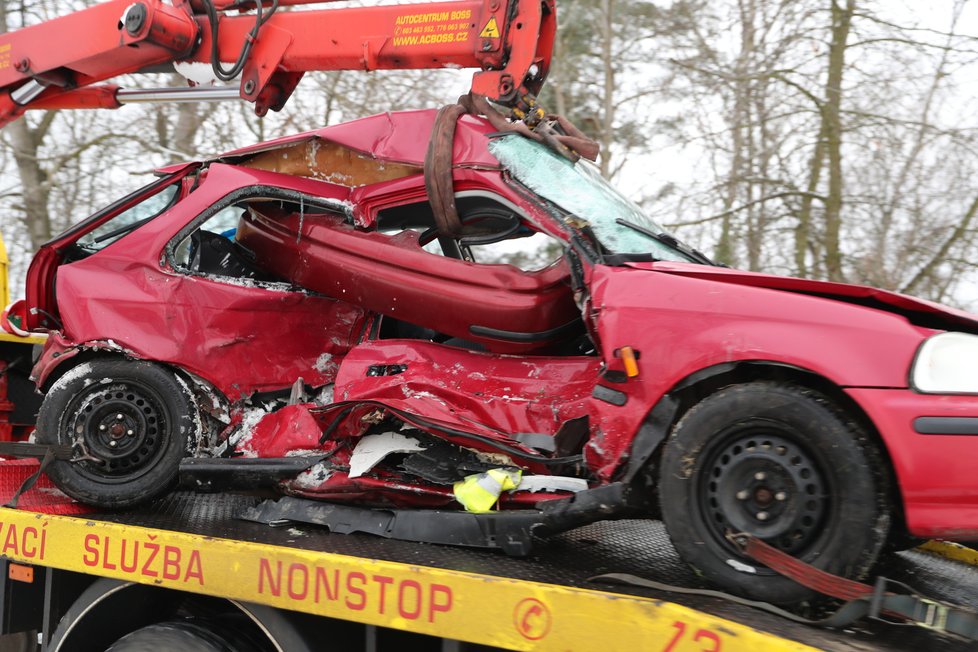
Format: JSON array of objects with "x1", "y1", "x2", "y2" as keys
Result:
[
  {"x1": 731, "y1": 532, "x2": 978, "y2": 640},
  {"x1": 592, "y1": 533, "x2": 978, "y2": 642},
  {"x1": 736, "y1": 533, "x2": 872, "y2": 601}
]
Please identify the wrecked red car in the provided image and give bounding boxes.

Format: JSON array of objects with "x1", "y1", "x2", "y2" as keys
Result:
[{"x1": 10, "y1": 109, "x2": 978, "y2": 604}]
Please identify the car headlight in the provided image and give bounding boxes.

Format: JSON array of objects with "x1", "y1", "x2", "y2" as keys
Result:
[{"x1": 911, "y1": 332, "x2": 978, "y2": 393}]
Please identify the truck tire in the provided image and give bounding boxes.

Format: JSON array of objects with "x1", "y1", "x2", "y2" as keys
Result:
[
  {"x1": 106, "y1": 621, "x2": 262, "y2": 652},
  {"x1": 35, "y1": 359, "x2": 197, "y2": 509},
  {"x1": 658, "y1": 382, "x2": 891, "y2": 605},
  {"x1": 47, "y1": 579, "x2": 323, "y2": 652}
]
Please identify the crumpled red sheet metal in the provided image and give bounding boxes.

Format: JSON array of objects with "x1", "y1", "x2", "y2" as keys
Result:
[
  {"x1": 334, "y1": 340, "x2": 600, "y2": 442},
  {"x1": 213, "y1": 109, "x2": 502, "y2": 170}
]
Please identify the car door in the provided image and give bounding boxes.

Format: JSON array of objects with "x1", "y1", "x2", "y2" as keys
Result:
[{"x1": 50, "y1": 165, "x2": 368, "y2": 401}]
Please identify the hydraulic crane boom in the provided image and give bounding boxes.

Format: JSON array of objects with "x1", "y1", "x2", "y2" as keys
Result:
[{"x1": 0, "y1": 0, "x2": 555, "y2": 128}]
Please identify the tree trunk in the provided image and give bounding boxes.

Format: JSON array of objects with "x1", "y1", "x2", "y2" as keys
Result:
[
  {"x1": 598, "y1": 0, "x2": 615, "y2": 179},
  {"x1": 8, "y1": 117, "x2": 55, "y2": 251},
  {"x1": 822, "y1": 0, "x2": 854, "y2": 282}
]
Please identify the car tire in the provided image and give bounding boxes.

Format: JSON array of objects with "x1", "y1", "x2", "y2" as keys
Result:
[
  {"x1": 658, "y1": 382, "x2": 891, "y2": 605},
  {"x1": 36, "y1": 359, "x2": 197, "y2": 509}
]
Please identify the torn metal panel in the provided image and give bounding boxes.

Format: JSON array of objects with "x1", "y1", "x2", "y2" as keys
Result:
[
  {"x1": 283, "y1": 469, "x2": 461, "y2": 509},
  {"x1": 242, "y1": 138, "x2": 422, "y2": 187}
]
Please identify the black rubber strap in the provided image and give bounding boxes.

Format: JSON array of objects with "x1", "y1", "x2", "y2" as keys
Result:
[
  {"x1": 0, "y1": 443, "x2": 73, "y2": 510},
  {"x1": 4, "y1": 447, "x2": 56, "y2": 509},
  {"x1": 0, "y1": 442, "x2": 72, "y2": 459}
]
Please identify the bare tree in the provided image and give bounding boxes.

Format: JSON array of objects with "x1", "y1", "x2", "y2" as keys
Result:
[{"x1": 660, "y1": 0, "x2": 978, "y2": 306}]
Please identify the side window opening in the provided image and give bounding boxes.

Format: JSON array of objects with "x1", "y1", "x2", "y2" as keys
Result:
[
  {"x1": 463, "y1": 222, "x2": 563, "y2": 272},
  {"x1": 375, "y1": 195, "x2": 564, "y2": 271},
  {"x1": 374, "y1": 200, "x2": 458, "y2": 258},
  {"x1": 170, "y1": 196, "x2": 341, "y2": 286}
]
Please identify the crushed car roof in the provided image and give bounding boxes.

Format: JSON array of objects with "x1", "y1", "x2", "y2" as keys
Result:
[{"x1": 157, "y1": 109, "x2": 502, "y2": 174}]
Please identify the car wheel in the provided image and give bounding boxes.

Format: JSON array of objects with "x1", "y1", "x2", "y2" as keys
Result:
[
  {"x1": 36, "y1": 359, "x2": 197, "y2": 509},
  {"x1": 658, "y1": 382, "x2": 891, "y2": 605}
]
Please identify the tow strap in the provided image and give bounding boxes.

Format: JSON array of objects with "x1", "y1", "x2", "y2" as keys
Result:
[
  {"x1": 733, "y1": 533, "x2": 978, "y2": 639},
  {"x1": 0, "y1": 442, "x2": 72, "y2": 509},
  {"x1": 591, "y1": 533, "x2": 978, "y2": 642},
  {"x1": 423, "y1": 92, "x2": 600, "y2": 239}
]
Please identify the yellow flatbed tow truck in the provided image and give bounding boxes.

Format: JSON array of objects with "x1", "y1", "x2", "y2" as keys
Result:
[{"x1": 0, "y1": 478, "x2": 972, "y2": 651}]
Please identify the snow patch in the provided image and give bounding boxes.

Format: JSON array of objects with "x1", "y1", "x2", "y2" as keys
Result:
[
  {"x1": 522, "y1": 365, "x2": 542, "y2": 379},
  {"x1": 50, "y1": 363, "x2": 94, "y2": 391},
  {"x1": 173, "y1": 61, "x2": 235, "y2": 86},
  {"x1": 292, "y1": 462, "x2": 333, "y2": 489},
  {"x1": 314, "y1": 384, "x2": 335, "y2": 406},
  {"x1": 197, "y1": 272, "x2": 296, "y2": 293},
  {"x1": 174, "y1": 374, "x2": 204, "y2": 455},
  {"x1": 314, "y1": 353, "x2": 333, "y2": 374},
  {"x1": 37, "y1": 486, "x2": 71, "y2": 499},
  {"x1": 284, "y1": 449, "x2": 324, "y2": 457},
  {"x1": 229, "y1": 407, "x2": 271, "y2": 457}
]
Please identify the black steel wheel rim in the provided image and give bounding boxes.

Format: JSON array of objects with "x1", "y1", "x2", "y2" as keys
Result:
[
  {"x1": 698, "y1": 420, "x2": 833, "y2": 562},
  {"x1": 64, "y1": 380, "x2": 172, "y2": 483}
]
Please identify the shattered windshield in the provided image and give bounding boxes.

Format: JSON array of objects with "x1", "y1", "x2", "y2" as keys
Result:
[{"x1": 488, "y1": 134, "x2": 698, "y2": 263}]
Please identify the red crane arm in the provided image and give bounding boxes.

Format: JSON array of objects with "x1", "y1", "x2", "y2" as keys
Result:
[{"x1": 0, "y1": 0, "x2": 555, "y2": 127}]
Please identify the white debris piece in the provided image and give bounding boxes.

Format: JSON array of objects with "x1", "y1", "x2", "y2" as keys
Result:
[
  {"x1": 292, "y1": 462, "x2": 334, "y2": 489},
  {"x1": 726, "y1": 559, "x2": 757, "y2": 574},
  {"x1": 348, "y1": 432, "x2": 425, "y2": 478},
  {"x1": 516, "y1": 475, "x2": 589, "y2": 493}
]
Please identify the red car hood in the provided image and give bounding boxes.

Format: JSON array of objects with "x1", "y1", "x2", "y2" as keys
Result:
[{"x1": 634, "y1": 261, "x2": 978, "y2": 333}]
